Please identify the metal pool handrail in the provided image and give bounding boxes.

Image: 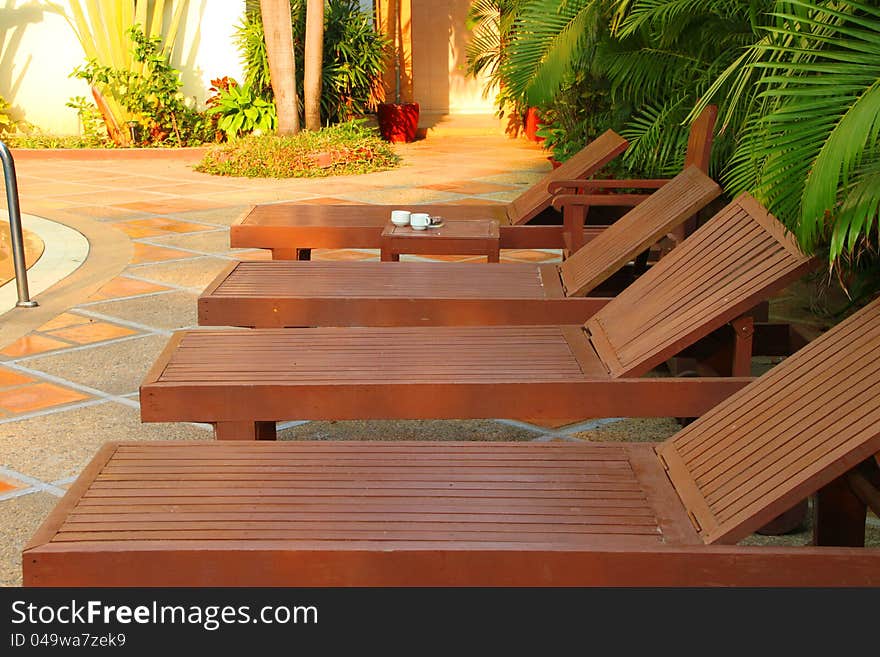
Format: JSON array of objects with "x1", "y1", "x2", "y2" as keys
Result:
[{"x1": 0, "y1": 140, "x2": 37, "y2": 307}]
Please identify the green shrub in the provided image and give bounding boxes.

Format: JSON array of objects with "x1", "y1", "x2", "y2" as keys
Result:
[
  {"x1": 195, "y1": 119, "x2": 399, "y2": 178},
  {"x1": 236, "y1": 0, "x2": 388, "y2": 125}
]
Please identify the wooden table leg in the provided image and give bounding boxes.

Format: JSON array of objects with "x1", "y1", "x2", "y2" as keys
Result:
[
  {"x1": 271, "y1": 248, "x2": 312, "y2": 260},
  {"x1": 272, "y1": 248, "x2": 297, "y2": 260},
  {"x1": 380, "y1": 249, "x2": 399, "y2": 262},
  {"x1": 213, "y1": 421, "x2": 277, "y2": 441},
  {"x1": 488, "y1": 244, "x2": 500, "y2": 263}
]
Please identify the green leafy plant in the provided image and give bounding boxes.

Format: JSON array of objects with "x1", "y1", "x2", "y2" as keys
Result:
[
  {"x1": 207, "y1": 79, "x2": 277, "y2": 140},
  {"x1": 195, "y1": 119, "x2": 400, "y2": 178},
  {"x1": 64, "y1": 96, "x2": 111, "y2": 146},
  {"x1": 72, "y1": 27, "x2": 211, "y2": 146},
  {"x1": 464, "y1": 0, "x2": 529, "y2": 130},
  {"x1": 0, "y1": 96, "x2": 15, "y2": 134}
]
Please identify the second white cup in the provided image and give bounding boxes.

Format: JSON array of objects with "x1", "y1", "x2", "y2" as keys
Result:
[{"x1": 410, "y1": 212, "x2": 431, "y2": 230}]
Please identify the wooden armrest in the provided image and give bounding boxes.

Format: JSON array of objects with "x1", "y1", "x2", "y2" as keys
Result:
[
  {"x1": 551, "y1": 193, "x2": 653, "y2": 210},
  {"x1": 548, "y1": 178, "x2": 670, "y2": 194}
]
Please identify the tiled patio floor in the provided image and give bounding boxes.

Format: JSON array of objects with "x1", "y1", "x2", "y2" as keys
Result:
[{"x1": 0, "y1": 130, "x2": 859, "y2": 586}]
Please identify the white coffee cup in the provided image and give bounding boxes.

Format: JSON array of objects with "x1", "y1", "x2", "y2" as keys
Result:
[
  {"x1": 391, "y1": 210, "x2": 411, "y2": 226},
  {"x1": 410, "y1": 213, "x2": 431, "y2": 230}
]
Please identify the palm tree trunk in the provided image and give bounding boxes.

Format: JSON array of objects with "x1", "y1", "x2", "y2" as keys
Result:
[
  {"x1": 304, "y1": 0, "x2": 324, "y2": 131},
  {"x1": 260, "y1": 0, "x2": 299, "y2": 135}
]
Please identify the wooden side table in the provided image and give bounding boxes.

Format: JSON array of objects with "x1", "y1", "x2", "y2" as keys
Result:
[{"x1": 380, "y1": 219, "x2": 501, "y2": 262}]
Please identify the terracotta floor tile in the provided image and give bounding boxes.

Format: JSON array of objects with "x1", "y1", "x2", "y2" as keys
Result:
[
  {"x1": 235, "y1": 249, "x2": 274, "y2": 261},
  {"x1": 0, "y1": 335, "x2": 71, "y2": 358},
  {"x1": 432, "y1": 198, "x2": 506, "y2": 206},
  {"x1": 411, "y1": 254, "x2": 484, "y2": 263},
  {"x1": 0, "y1": 367, "x2": 35, "y2": 388},
  {"x1": 0, "y1": 478, "x2": 20, "y2": 493},
  {"x1": 88, "y1": 277, "x2": 171, "y2": 301},
  {"x1": 299, "y1": 197, "x2": 369, "y2": 205},
  {"x1": 137, "y1": 217, "x2": 216, "y2": 234},
  {"x1": 0, "y1": 382, "x2": 90, "y2": 414},
  {"x1": 46, "y1": 322, "x2": 138, "y2": 345},
  {"x1": 115, "y1": 198, "x2": 226, "y2": 214},
  {"x1": 313, "y1": 249, "x2": 376, "y2": 261},
  {"x1": 501, "y1": 249, "x2": 560, "y2": 263},
  {"x1": 110, "y1": 222, "x2": 168, "y2": 238},
  {"x1": 60, "y1": 190, "x2": 171, "y2": 206},
  {"x1": 422, "y1": 181, "x2": 518, "y2": 194},
  {"x1": 37, "y1": 312, "x2": 94, "y2": 332},
  {"x1": 139, "y1": 182, "x2": 245, "y2": 195},
  {"x1": 131, "y1": 242, "x2": 194, "y2": 264}
]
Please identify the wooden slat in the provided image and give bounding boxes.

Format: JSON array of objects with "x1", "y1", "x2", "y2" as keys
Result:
[
  {"x1": 558, "y1": 167, "x2": 720, "y2": 296},
  {"x1": 35, "y1": 441, "x2": 688, "y2": 550},
  {"x1": 210, "y1": 261, "x2": 546, "y2": 299},
  {"x1": 155, "y1": 326, "x2": 589, "y2": 384},
  {"x1": 508, "y1": 130, "x2": 628, "y2": 224},
  {"x1": 657, "y1": 296, "x2": 880, "y2": 544},
  {"x1": 585, "y1": 193, "x2": 815, "y2": 377}
]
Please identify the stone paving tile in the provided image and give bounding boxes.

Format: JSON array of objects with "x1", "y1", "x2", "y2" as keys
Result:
[
  {"x1": 143, "y1": 229, "x2": 243, "y2": 255},
  {"x1": 279, "y1": 419, "x2": 539, "y2": 442},
  {"x1": 571, "y1": 418, "x2": 682, "y2": 443},
  {"x1": 18, "y1": 334, "x2": 171, "y2": 396},
  {"x1": 0, "y1": 493, "x2": 59, "y2": 587},
  {"x1": 84, "y1": 290, "x2": 200, "y2": 330},
  {"x1": 0, "y1": 401, "x2": 210, "y2": 482},
  {"x1": 88, "y1": 275, "x2": 172, "y2": 301},
  {"x1": 126, "y1": 256, "x2": 231, "y2": 289},
  {"x1": 111, "y1": 217, "x2": 218, "y2": 238},
  {"x1": 171, "y1": 206, "x2": 250, "y2": 226},
  {"x1": 0, "y1": 382, "x2": 91, "y2": 414}
]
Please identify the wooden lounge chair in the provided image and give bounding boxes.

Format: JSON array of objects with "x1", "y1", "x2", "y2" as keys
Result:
[
  {"x1": 141, "y1": 194, "x2": 815, "y2": 440},
  {"x1": 200, "y1": 167, "x2": 722, "y2": 328},
  {"x1": 231, "y1": 129, "x2": 628, "y2": 261},
  {"x1": 549, "y1": 106, "x2": 719, "y2": 254},
  {"x1": 24, "y1": 297, "x2": 880, "y2": 586},
  {"x1": 228, "y1": 106, "x2": 716, "y2": 259}
]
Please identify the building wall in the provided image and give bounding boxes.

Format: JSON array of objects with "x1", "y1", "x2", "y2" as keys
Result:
[
  {"x1": 411, "y1": 0, "x2": 495, "y2": 115},
  {"x1": 0, "y1": 0, "x2": 245, "y2": 135},
  {"x1": 376, "y1": 0, "x2": 496, "y2": 115}
]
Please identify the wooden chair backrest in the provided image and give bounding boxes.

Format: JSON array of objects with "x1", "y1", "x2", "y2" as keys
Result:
[
  {"x1": 657, "y1": 296, "x2": 880, "y2": 544},
  {"x1": 507, "y1": 130, "x2": 628, "y2": 225},
  {"x1": 585, "y1": 193, "x2": 816, "y2": 378},
  {"x1": 557, "y1": 167, "x2": 721, "y2": 297},
  {"x1": 683, "y1": 105, "x2": 718, "y2": 173}
]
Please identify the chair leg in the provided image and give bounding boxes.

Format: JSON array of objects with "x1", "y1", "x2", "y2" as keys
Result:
[
  {"x1": 813, "y1": 473, "x2": 866, "y2": 547},
  {"x1": 562, "y1": 204, "x2": 588, "y2": 257},
  {"x1": 213, "y1": 421, "x2": 277, "y2": 441},
  {"x1": 730, "y1": 315, "x2": 754, "y2": 377}
]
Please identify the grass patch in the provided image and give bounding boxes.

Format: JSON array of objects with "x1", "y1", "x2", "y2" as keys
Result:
[
  {"x1": 194, "y1": 120, "x2": 400, "y2": 178},
  {"x1": 3, "y1": 132, "x2": 115, "y2": 149}
]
